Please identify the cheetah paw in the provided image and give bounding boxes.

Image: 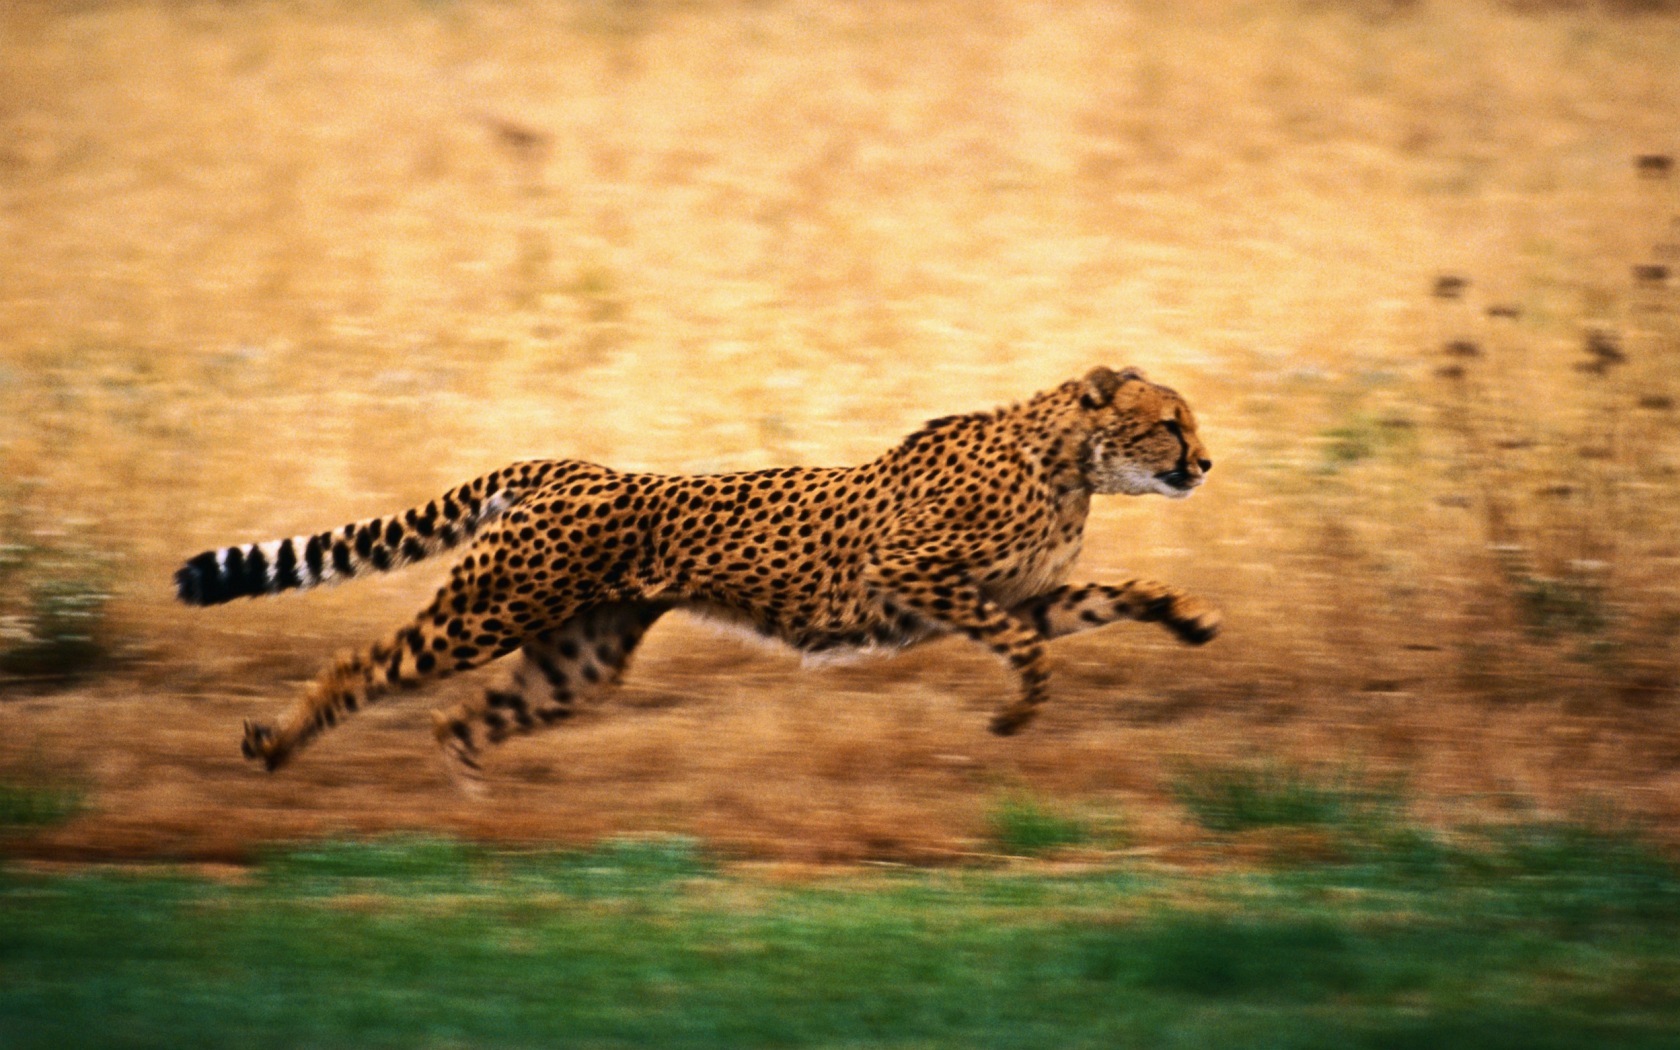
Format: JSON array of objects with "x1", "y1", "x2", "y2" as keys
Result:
[
  {"x1": 432, "y1": 711, "x2": 489, "y2": 799},
  {"x1": 989, "y1": 705, "x2": 1038, "y2": 737},
  {"x1": 1167, "y1": 601, "x2": 1221, "y2": 646},
  {"x1": 240, "y1": 720, "x2": 286, "y2": 772}
]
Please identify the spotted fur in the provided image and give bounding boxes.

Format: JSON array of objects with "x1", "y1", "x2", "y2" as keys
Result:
[{"x1": 177, "y1": 366, "x2": 1219, "y2": 780}]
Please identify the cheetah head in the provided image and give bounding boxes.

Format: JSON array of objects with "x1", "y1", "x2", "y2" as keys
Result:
[{"x1": 1075, "y1": 366, "x2": 1212, "y2": 499}]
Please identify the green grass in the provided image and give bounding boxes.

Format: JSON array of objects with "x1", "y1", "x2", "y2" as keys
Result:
[
  {"x1": 4, "y1": 824, "x2": 1679, "y2": 1050},
  {"x1": 258, "y1": 833, "x2": 710, "y2": 899},
  {"x1": 1171, "y1": 761, "x2": 1401, "y2": 835},
  {"x1": 0, "y1": 782, "x2": 83, "y2": 831},
  {"x1": 986, "y1": 792, "x2": 1092, "y2": 856}
]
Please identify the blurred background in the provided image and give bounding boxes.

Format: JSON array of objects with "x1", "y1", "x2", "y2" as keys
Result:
[{"x1": 1, "y1": 0, "x2": 1678, "y2": 864}]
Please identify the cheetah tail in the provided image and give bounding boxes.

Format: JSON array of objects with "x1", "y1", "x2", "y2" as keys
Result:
[{"x1": 173, "y1": 460, "x2": 553, "y2": 607}]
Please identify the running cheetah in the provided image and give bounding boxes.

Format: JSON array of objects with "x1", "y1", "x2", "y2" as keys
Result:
[{"x1": 175, "y1": 366, "x2": 1218, "y2": 780}]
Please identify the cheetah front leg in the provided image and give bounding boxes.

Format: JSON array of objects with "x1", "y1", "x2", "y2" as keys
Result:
[
  {"x1": 1011, "y1": 580, "x2": 1221, "y2": 646},
  {"x1": 866, "y1": 553, "x2": 1054, "y2": 737}
]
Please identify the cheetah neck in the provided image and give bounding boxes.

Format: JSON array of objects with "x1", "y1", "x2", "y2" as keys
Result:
[
  {"x1": 1012, "y1": 388, "x2": 1096, "y2": 498},
  {"x1": 873, "y1": 382, "x2": 1096, "y2": 503}
]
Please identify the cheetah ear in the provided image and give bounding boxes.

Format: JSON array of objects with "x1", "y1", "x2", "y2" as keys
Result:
[{"x1": 1079, "y1": 366, "x2": 1145, "y2": 409}]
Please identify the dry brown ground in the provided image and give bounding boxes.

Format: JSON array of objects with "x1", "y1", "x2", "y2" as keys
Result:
[{"x1": 3, "y1": 0, "x2": 1679, "y2": 862}]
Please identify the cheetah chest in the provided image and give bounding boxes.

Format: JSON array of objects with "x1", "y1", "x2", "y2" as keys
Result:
[{"x1": 979, "y1": 536, "x2": 1084, "y2": 609}]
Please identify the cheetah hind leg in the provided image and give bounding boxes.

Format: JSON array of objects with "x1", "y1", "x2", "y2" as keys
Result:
[
  {"x1": 432, "y1": 602, "x2": 668, "y2": 791},
  {"x1": 240, "y1": 604, "x2": 520, "y2": 772}
]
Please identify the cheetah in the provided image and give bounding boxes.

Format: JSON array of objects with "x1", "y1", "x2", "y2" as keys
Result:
[{"x1": 175, "y1": 366, "x2": 1219, "y2": 781}]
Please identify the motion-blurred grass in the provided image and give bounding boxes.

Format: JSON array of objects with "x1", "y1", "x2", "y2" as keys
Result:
[
  {"x1": 5, "y1": 819, "x2": 1679, "y2": 1049},
  {"x1": 1, "y1": 0, "x2": 1678, "y2": 861}
]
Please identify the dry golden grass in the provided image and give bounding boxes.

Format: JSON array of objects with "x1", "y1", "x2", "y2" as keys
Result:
[{"x1": 2, "y1": 0, "x2": 1679, "y2": 862}]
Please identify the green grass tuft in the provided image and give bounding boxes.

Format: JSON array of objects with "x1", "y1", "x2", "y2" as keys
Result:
[
  {"x1": 0, "y1": 782, "x2": 84, "y2": 831},
  {"x1": 1172, "y1": 761, "x2": 1400, "y2": 835},
  {"x1": 986, "y1": 793, "x2": 1091, "y2": 857}
]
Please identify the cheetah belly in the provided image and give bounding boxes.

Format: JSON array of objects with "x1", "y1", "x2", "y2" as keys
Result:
[{"x1": 683, "y1": 600, "x2": 935, "y2": 665}]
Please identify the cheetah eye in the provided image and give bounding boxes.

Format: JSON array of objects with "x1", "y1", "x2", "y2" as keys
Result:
[{"x1": 1161, "y1": 419, "x2": 1183, "y2": 438}]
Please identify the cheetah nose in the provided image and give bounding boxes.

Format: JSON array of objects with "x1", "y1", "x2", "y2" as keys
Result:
[{"x1": 1198, "y1": 459, "x2": 1212, "y2": 473}]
